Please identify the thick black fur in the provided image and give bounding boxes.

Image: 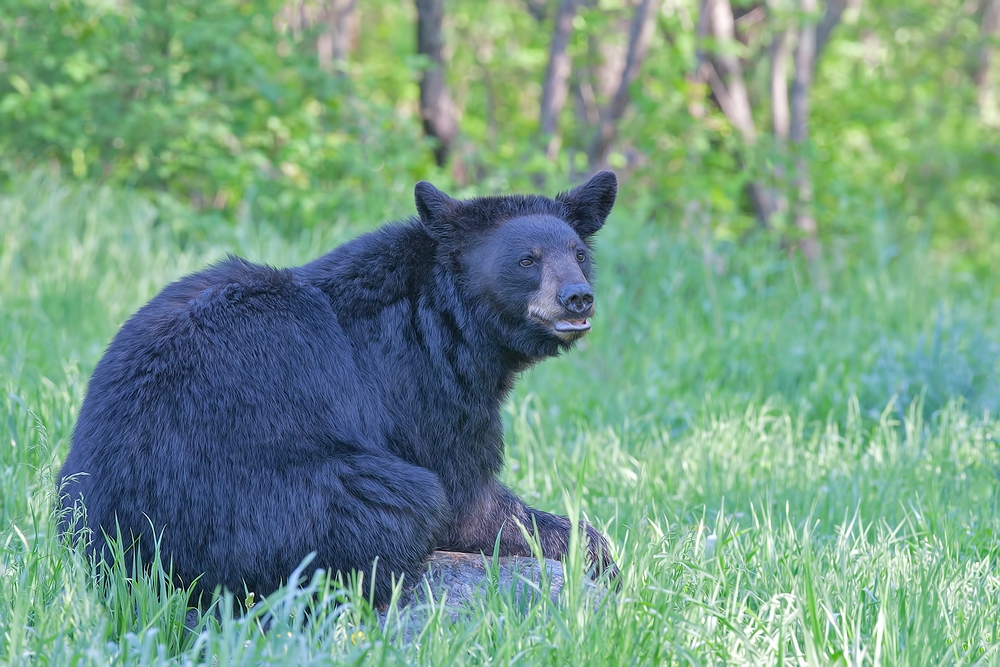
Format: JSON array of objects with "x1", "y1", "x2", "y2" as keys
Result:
[{"x1": 59, "y1": 171, "x2": 619, "y2": 606}]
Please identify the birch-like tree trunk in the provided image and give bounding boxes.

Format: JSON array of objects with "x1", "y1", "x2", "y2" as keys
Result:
[
  {"x1": 691, "y1": 0, "x2": 847, "y2": 259},
  {"x1": 317, "y1": 0, "x2": 358, "y2": 70},
  {"x1": 279, "y1": 0, "x2": 359, "y2": 71},
  {"x1": 771, "y1": 28, "x2": 791, "y2": 141},
  {"x1": 694, "y1": 0, "x2": 781, "y2": 225},
  {"x1": 540, "y1": 0, "x2": 580, "y2": 157},
  {"x1": 977, "y1": 0, "x2": 1000, "y2": 112},
  {"x1": 789, "y1": 0, "x2": 820, "y2": 263},
  {"x1": 769, "y1": 25, "x2": 791, "y2": 224},
  {"x1": 707, "y1": 0, "x2": 756, "y2": 142}
]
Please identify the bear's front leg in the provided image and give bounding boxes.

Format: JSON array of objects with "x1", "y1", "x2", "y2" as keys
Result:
[{"x1": 442, "y1": 480, "x2": 619, "y2": 582}]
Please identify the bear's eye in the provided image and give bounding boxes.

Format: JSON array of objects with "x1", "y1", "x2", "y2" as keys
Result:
[
  {"x1": 576, "y1": 250, "x2": 586, "y2": 262},
  {"x1": 519, "y1": 257, "x2": 534, "y2": 268}
]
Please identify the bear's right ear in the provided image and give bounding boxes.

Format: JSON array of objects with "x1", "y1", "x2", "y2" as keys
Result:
[
  {"x1": 557, "y1": 170, "x2": 618, "y2": 239},
  {"x1": 415, "y1": 181, "x2": 459, "y2": 243}
]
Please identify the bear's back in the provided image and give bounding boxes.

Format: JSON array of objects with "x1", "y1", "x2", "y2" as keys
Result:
[{"x1": 60, "y1": 256, "x2": 382, "y2": 546}]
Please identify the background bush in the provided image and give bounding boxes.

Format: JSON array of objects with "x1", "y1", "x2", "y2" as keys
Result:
[{"x1": 2, "y1": 0, "x2": 998, "y2": 268}]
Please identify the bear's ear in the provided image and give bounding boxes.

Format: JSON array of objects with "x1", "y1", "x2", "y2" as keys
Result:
[
  {"x1": 557, "y1": 170, "x2": 618, "y2": 239},
  {"x1": 415, "y1": 181, "x2": 459, "y2": 243}
]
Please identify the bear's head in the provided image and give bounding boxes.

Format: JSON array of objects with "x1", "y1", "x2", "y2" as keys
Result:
[{"x1": 414, "y1": 171, "x2": 617, "y2": 360}]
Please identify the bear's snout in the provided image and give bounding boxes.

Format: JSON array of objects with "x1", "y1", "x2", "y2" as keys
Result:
[{"x1": 557, "y1": 283, "x2": 594, "y2": 315}]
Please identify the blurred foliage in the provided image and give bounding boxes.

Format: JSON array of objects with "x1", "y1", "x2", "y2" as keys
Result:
[
  {"x1": 0, "y1": 0, "x2": 998, "y2": 269},
  {"x1": 804, "y1": 0, "x2": 1000, "y2": 273},
  {"x1": 0, "y1": 0, "x2": 433, "y2": 235}
]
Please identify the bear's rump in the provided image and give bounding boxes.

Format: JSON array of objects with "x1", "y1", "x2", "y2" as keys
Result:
[{"x1": 60, "y1": 269, "x2": 417, "y2": 588}]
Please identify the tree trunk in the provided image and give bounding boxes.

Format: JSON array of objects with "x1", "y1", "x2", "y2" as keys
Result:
[
  {"x1": 686, "y1": 0, "x2": 713, "y2": 122},
  {"x1": 696, "y1": 0, "x2": 782, "y2": 225},
  {"x1": 688, "y1": 0, "x2": 846, "y2": 239},
  {"x1": 814, "y1": 0, "x2": 846, "y2": 67},
  {"x1": 316, "y1": 0, "x2": 359, "y2": 71},
  {"x1": 540, "y1": 0, "x2": 580, "y2": 157},
  {"x1": 279, "y1": 0, "x2": 359, "y2": 72},
  {"x1": 769, "y1": 27, "x2": 791, "y2": 224},
  {"x1": 416, "y1": 0, "x2": 458, "y2": 167},
  {"x1": 587, "y1": 0, "x2": 660, "y2": 168},
  {"x1": 705, "y1": 0, "x2": 755, "y2": 141},
  {"x1": 692, "y1": 0, "x2": 713, "y2": 76},
  {"x1": 524, "y1": 0, "x2": 550, "y2": 22},
  {"x1": 790, "y1": 0, "x2": 820, "y2": 263},
  {"x1": 771, "y1": 28, "x2": 790, "y2": 141},
  {"x1": 977, "y1": 0, "x2": 1000, "y2": 111},
  {"x1": 703, "y1": 59, "x2": 755, "y2": 142}
]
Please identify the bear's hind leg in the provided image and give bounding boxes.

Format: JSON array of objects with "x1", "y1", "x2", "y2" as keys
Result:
[{"x1": 244, "y1": 453, "x2": 450, "y2": 608}]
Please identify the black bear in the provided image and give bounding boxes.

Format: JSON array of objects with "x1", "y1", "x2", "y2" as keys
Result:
[{"x1": 59, "y1": 171, "x2": 619, "y2": 606}]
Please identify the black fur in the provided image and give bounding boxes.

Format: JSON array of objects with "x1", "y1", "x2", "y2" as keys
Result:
[{"x1": 59, "y1": 172, "x2": 619, "y2": 606}]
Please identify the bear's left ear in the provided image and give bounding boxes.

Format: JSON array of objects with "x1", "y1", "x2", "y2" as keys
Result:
[
  {"x1": 415, "y1": 181, "x2": 459, "y2": 244},
  {"x1": 557, "y1": 170, "x2": 618, "y2": 239}
]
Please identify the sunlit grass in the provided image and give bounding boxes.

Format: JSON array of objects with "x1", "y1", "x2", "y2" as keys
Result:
[{"x1": 2, "y1": 174, "x2": 999, "y2": 665}]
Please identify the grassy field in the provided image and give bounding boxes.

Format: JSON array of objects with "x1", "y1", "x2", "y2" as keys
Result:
[{"x1": 2, "y1": 173, "x2": 1000, "y2": 665}]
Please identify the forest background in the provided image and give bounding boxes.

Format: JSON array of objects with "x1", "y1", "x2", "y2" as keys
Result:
[
  {"x1": 2, "y1": 0, "x2": 1000, "y2": 664},
  {"x1": 3, "y1": 0, "x2": 998, "y2": 267}
]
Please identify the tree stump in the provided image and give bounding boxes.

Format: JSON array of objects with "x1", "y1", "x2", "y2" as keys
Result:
[
  {"x1": 185, "y1": 551, "x2": 605, "y2": 637},
  {"x1": 404, "y1": 550, "x2": 599, "y2": 605},
  {"x1": 378, "y1": 551, "x2": 606, "y2": 637}
]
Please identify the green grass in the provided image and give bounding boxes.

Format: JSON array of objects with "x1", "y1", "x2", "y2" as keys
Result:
[{"x1": 2, "y1": 173, "x2": 1000, "y2": 665}]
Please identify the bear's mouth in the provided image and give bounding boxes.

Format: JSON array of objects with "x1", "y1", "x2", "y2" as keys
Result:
[
  {"x1": 528, "y1": 310, "x2": 590, "y2": 340},
  {"x1": 552, "y1": 318, "x2": 591, "y2": 333},
  {"x1": 528, "y1": 308, "x2": 593, "y2": 339}
]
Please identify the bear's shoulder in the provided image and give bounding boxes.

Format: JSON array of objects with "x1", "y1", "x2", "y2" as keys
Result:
[{"x1": 296, "y1": 219, "x2": 437, "y2": 312}]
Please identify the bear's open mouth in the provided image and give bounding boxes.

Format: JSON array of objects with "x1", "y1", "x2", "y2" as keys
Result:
[
  {"x1": 553, "y1": 318, "x2": 591, "y2": 333},
  {"x1": 528, "y1": 309, "x2": 592, "y2": 337}
]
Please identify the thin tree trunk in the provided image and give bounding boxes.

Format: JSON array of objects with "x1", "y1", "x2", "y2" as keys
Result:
[
  {"x1": 790, "y1": 0, "x2": 819, "y2": 263},
  {"x1": 703, "y1": 61, "x2": 755, "y2": 141},
  {"x1": 789, "y1": 4, "x2": 816, "y2": 145},
  {"x1": 692, "y1": 0, "x2": 713, "y2": 76},
  {"x1": 689, "y1": 0, "x2": 779, "y2": 225},
  {"x1": 279, "y1": 0, "x2": 359, "y2": 72},
  {"x1": 769, "y1": 27, "x2": 791, "y2": 224},
  {"x1": 316, "y1": 0, "x2": 358, "y2": 70},
  {"x1": 977, "y1": 0, "x2": 1000, "y2": 111},
  {"x1": 814, "y1": 0, "x2": 846, "y2": 67},
  {"x1": 416, "y1": 0, "x2": 458, "y2": 166},
  {"x1": 587, "y1": 0, "x2": 660, "y2": 167},
  {"x1": 591, "y1": 25, "x2": 630, "y2": 99},
  {"x1": 686, "y1": 0, "x2": 713, "y2": 120},
  {"x1": 771, "y1": 28, "x2": 790, "y2": 140},
  {"x1": 540, "y1": 0, "x2": 579, "y2": 158},
  {"x1": 703, "y1": 0, "x2": 784, "y2": 225},
  {"x1": 708, "y1": 0, "x2": 756, "y2": 142},
  {"x1": 524, "y1": 0, "x2": 550, "y2": 21}
]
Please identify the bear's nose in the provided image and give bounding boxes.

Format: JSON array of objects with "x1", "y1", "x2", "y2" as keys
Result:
[{"x1": 558, "y1": 283, "x2": 594, "y2": 314}]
